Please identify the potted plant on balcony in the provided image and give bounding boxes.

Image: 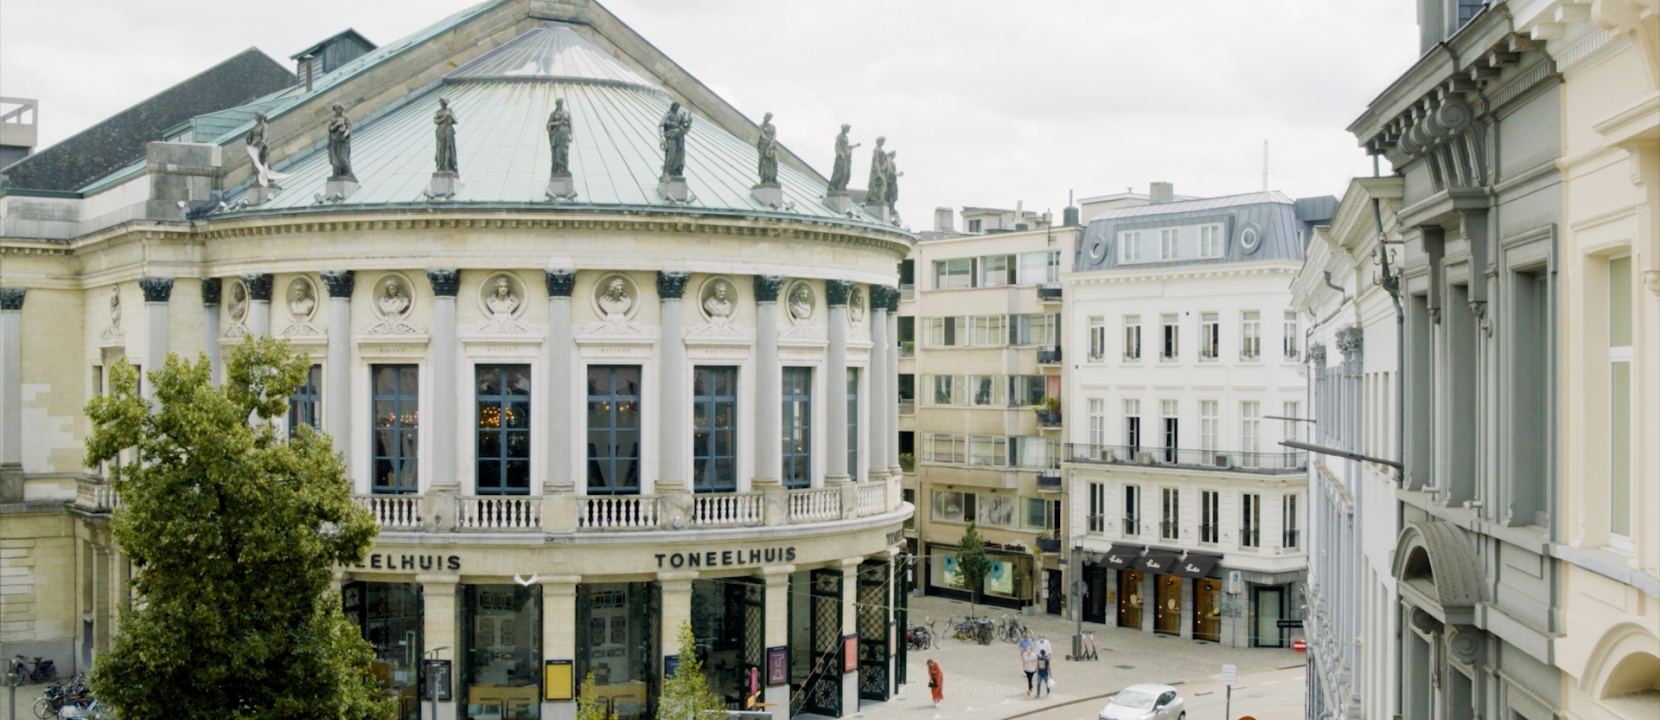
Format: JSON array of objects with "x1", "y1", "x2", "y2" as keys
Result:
[
  {"x1": 898, "y1": 452, "x2": 915, "y2": 472},
  {"x1": 1035, "y1": 397, "x2": 1061, "y2": 425}
]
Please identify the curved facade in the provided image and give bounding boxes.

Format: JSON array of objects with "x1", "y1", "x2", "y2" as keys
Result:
[{"x1": 0, "y1": 3, "x2": 914, "y2": 720}]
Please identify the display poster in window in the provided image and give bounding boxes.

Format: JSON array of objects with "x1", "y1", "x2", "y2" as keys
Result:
[
  {"x1": 766, "y1": 646, "x2": 788, "y2": 686},
  {"x1": 544, "y1": 660, "x2": 573, "y2": 701},
  {"x1": 422, "y1": 659, "x2": 453, "y2": 702},
  {"x1": 986, "y1": 560, "x2": 1014, "y2": 596},
  {"x1": 940, "y1": 553, "x2": 965, "y2": 589},
  {"x1": 664, "y1": 655, "x2": 680, "y2": 679},
  {"x1": 843, "y1": 635, "x2": 858, "y2": 673}
]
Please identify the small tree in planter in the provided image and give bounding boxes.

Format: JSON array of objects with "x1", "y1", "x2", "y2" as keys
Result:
[
  {"x1": 956, "y1": 522, "x2": 992, "y2": 617},
  {"x1": 578, "y1": 673, "x2": 617, "y2": 720},
  {"x1": 656, "y1": 621, "x2": 723, "y2": 720}
]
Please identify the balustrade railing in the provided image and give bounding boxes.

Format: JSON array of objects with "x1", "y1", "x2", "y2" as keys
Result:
[
  {"x1": 580, "y1": 494, "x2": 661, "y2": 530},
  {"x1": 457, "y1": 495, "x2": 541, "y2": 531},
  {"x1": 788, "y1": 487, "x2": 841, "y2": 523},
  {"x1": 855, "y1": 482, "x2": 886, "y2": 517},
  {"x1": 355, "y1": 495, "x2": 423, "y2": 529},
  {"x1": 75, "y1": 478, "x2": 118, "y2": 513},
  {"x1": 1065, "y1": 443, "x2": 1306, "y2": 473},
  {"x1": 691, "y1": 492, "x2": 763, "y2": 527}
]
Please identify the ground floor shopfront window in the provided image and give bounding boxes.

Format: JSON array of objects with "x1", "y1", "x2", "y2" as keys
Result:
[
  {"x1": 344, "y1": 582, "x2": 423, "y2": 720},
  {"x1": 690, "y1": 578, "x2": 765, "y2": 707},
  {"x1": 1193, "y1": 578, "x2": 1222, "y2": 642},
  {"x1": 462, "y1": 585, "x2": 542, "y2": 719},
  {"x1": 576, "y1": 583, "x2": 659, "y2": 720},
  {"x1": 1153, "y1": 575, "x2": 1182, "y2": 636},
  {"x1": 1117, "y1": 571, "x2": 1144, "y2": 630},
  {"x1": 926, "y1": 543, "x2": 1032, "y2": 609}
]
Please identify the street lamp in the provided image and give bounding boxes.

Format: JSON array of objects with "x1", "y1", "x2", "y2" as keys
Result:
[{"x1": 425, "y1": 646, "x2": 450, "y2": 720}]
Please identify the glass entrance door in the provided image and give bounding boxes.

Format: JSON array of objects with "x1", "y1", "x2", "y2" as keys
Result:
[
  {"x1": 1153, "y1": 575, "x2": 1182, "y2": 635},
  {"x1": 1253, "y1": 586, "x2": 1284, "y2": 647},
  {"x1": 1193, "y1": 579, "x2": 1222, "y2": 642},
  {"x1": 1117, "y1": 571, "x2": 1144, "y2": 630}
]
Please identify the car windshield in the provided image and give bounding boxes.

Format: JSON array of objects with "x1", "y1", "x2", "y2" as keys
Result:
[{"x1": 1112, "y1": 690, "x2": 1158, "y2": 709}]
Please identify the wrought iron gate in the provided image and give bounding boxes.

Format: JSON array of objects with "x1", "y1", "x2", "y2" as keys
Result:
[
  {"x1": 858, "y1": 560, "x2": 891, "y2": 701},
  {"x1": 800, "y1": 568, "x2": 844, "y2": 717}
]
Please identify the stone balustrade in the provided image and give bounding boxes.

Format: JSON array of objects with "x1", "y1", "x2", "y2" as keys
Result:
[
  {"x1": 74, "y1": 477, "x2": 118, "y2": 514},
  {"x1": 354, "y1": 495, "x2": 423, "y2": 528}
]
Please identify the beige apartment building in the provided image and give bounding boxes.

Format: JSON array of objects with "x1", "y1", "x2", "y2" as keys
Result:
[{"x1": 898, "y1": 208, "x2": 1081, "y2": 615}]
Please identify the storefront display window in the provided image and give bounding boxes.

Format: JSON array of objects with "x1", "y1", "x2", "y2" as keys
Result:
[
  {"x1": 690, "y1": 579, "x2": 765, "y2": 706},
  {"x1": 929, "y1": 545, "x2": 1031, "y2": 602},
  {"x1": 576, "y1": 583, "x2": 660, "y2": 720},
  {"x1": 345, "y1": 582, "x2": 423, "y2": 720},
  {"x1": 462, "y1": 585, "x2": 542, "y2": 719}
]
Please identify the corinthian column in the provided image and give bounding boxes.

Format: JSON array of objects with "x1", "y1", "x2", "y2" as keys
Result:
[
  {"x1": 546, "y1": 270, "x2": 576, "y2": 494},
  {"x1": 658, "y1": 272, "x2": 690, "y2": 493},
  {"x1": 201, "y1": 279, "x2": 223, "y2": 385},
  {"x1": 139, "y1": 277, "x2": 174, "y2": 405},
  {"x1": 752, "y1": 276, "x2": 786, "y2": 487},
  {"x1": 242, "y1": 273, "x2": 273, "y2": 336},
  {"x1": 825, "y1": 280, "x2": 852, "y2": 484},
  {"x1": 868, "y1": 286, "x2": 889, "y2": 481},
  {"x1": 428, "y1": 269, "x2": 460, "y2": 491},
  {"x1": 886, "y1": 288, "x2": 900, "y2": 477},
  {"x1": 320, "y1": 271, "x2": 355, "y2": 463}
]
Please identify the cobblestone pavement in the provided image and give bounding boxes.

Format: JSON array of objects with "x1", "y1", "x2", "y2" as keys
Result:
[
  {"x1": 0, "y1": 681, "x2": 46, "y2": 720},
  {"x1": 833, "y1": 595, "x2": 1306, "y2": 720}
]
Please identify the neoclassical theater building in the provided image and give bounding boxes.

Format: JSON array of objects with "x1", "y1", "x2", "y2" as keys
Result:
[{"x1": 0, "y1": 2, "x2": 914, "y2": 720}]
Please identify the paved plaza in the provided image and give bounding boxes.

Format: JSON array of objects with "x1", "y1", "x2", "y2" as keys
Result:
[{"x1": 830, "y1": 594, "x2": 1306, "y2": 720}]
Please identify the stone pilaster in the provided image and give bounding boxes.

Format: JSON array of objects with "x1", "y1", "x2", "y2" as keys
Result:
[
  {"x1": 0, "y1": 288, "x2": 24, "y2": 493},
  {"x1": 658, "y1": 570, "x2": 696, "y2": 668},
  {"x1": 428, "y1": 270, "x2": 460, "y2": 491},
  {"x1": 760, "y1": 565, "x2": 795, "y2": 720},
  {"x1": 838, "y1": 557, "x2": 862, "y2": 712},
  {"x1": 885, "y1": 289, "x2": 900, "y2": 476},
  {"x1": 546, "y1": 270, "x2": 576, "y2": 494},
  {"x1": 867, "y1": 287, "x2": 889, "y2": 482},
  {"x1": 657, "y1": 272, "x2": 690, "y2": 493},
  {"x1": 540, "y1": 575, "x2": 581, "y2": 720},
  {"x1": 418, "y1": 574, "x2": 460, "y2": 720},
  {"x1": 824, "y1": 280, "x2": 853, "y2": 484},
  {"x1": 321, "y1": 271, "x2": 356, "y2": 465},
  {"x1": 753, "y1": 276, "x2": 787, "y2": 488},
  {"x1": 200, "y1": 279, "x2": 223, "y2": 385},
  {"x1": 139, "y1": 277, "x2": 174, "y2": 405},
  {"x1": 242, "y1": 273, "x2": 273, "y2": 336}
]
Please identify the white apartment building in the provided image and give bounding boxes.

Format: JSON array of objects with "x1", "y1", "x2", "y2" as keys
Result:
[
  {"x1": 898, "y1": 208, "x2": 1080, "y2": 613},
  {"x1": 1063, "y1": 189, "x2": 1333, "y2": 648}
]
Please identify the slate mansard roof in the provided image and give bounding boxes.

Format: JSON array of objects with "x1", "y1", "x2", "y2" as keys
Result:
[
  {"x1": 0, "y1": 49, "x2": 295, "y2": 192},
  {"x1": 1074, "y1": 191, "x2": 1337, "y2": 273}
]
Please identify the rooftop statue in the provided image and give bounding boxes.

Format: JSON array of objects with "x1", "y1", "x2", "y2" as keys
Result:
[
  {"x1": 756, "y1": 112, "x2": 778, "y2": 185},
  {"x1": 866, "y1": 137, "x2": 889, "y2": 207},
  {"x1": 828, "y1": 124, "x2": 860, "y2": 192},
  {"x1": 245, "y1": 112, "x2": 288, "y2": 189},
  {"x1": 434, "y1": 98, "x2": 460, "y2": 175},
  {"x1": 547, "y1": 98, "x2": 572, "y2": 178},
  {"x1": 883, "y1": 149, "x2": 903, "y2": 213},
  {"x1": 327, "y1": 104, "x2": 355, "y2": 182},
  {"x1": 660, "y1": 101, "x2": 692, "y2": 180}
]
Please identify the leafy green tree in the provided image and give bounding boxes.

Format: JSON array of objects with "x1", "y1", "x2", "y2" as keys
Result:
[
  {"x1": 84, "y1": 338, "x2": 388, "y2": 720},
  {"x1": 655, "y1": 621, "x2": 723, "y2": 720},
  {"x1": 956, "y1": 522, "x2": 992, "y2": 617},
  {"x1": 577, "y1": 673, "x2": 617, "y2": 720}
]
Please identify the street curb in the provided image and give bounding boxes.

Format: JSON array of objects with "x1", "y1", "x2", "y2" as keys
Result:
[{"x1": 1001, "y1": 692, "x2": 1117, "y2": 720}]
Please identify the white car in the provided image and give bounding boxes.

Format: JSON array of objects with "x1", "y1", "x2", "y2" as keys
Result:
[{"x1": 1098, "y1": 683, "x2": 1185, "y2": 720}]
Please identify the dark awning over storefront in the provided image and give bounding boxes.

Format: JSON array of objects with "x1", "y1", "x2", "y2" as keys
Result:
[
  {"x1": 1135, "y1": 549, "x2": 1182, "y2": 574},
  {"x1": 1170, "y1": 551, "x2": 1223, "y2": 579},
  {"x1": 1101, "y1": 544, "x2": 1144, "y2": 569}
]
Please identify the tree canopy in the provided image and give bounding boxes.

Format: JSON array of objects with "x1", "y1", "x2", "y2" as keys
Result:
[
  {"x1": 84, "y1": 338, "x2": 387, "y2": 720},
  {"x1": 956, "y1": 522, "x2": 992, "y2": 617},
  {"x1": 655, "y1": 621, "x2": 723, "y2": 720}
]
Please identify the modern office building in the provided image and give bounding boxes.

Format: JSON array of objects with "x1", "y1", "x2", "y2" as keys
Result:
[
  {"x1": 0, "y1": 3, "x2": 914, "y2": 720},
  {"x1": 897, "y1": 206, "x2": 1079, "y2": 613},
  {"x1": 1062, "y1": 186, "x2": 1330, "y2": 648}
]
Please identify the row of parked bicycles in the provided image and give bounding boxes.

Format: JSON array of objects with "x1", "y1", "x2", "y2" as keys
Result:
[
  {"x1": 905, "y1": 613, "x2": 1033, "y2": 649},
  {"x1": 6, "y1": 656, "x2": 108, "y2": 719}
]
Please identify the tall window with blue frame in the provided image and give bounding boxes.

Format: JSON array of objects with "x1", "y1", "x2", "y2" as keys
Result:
[
  {"x1": 289, "y1": 364, "x2": 322, "y2": 432},
  {"x1": 847, "y1": 369, "x2": 859, "y2": 481},
  {"x1": 475, "y1": 365, "x2": 531, "y2": 495},
  {"x1": 693, "y1": 366, "x2": 737, "y2": 492},
  {"x1": 587, "y1": 365, "x2": 641, "y2": 495},
  {"x1": 782, "y1": 367, "x2": 812, "y2": 488},
  {"x1": 372, "y1": 364, "x2": 419, "y2": 494}
]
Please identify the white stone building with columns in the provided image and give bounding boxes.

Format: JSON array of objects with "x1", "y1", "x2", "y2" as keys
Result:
[{"x1": 0, "y1": 3, "x2": 914, "y2": 720}]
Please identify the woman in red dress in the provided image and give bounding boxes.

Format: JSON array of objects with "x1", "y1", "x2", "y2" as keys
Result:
[{"x1": 927, "y1": 659, "x2": 944, "y2": 707}]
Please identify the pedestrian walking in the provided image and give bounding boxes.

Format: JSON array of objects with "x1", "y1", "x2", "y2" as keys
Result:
[
  {"x1": 1035, "y1": 634, "x2": 1052, "y2": 658},
  {"x1": 1021, "y1": 646, "x2": 1038, "y2": 695},
  {"x1": 1017, "y1": 633, "x2": 1034, "y2": 654},
  {"x1": 927, "y1": 659, "x2": 945, "y2": 707},
  {"x1": 1034, "y1": 650, "x2": 1052, "y2": 698}
]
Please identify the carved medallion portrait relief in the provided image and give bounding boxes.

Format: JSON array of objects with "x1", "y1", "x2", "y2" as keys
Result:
[
  {"x1": 374, "y1": 275, "x2": 415, "y2": 320},
  {"x1": 786, "y1": 281, "x2": 814, "y2": 324},
  {"x1": 699, "y1": 277, "x2": 737, "y2": 322},
  {"x1": 228, "y1": 281, "x2": 249, "y2": 323},
  {"x1": 478, "y1": 273, "x2": 525, "y2": 320},
  {"x1": 593, "y1": 274, "x2": 637, "y2": 322},
  {"x1": 287, "y1": 277, "x2": 318, "y2": 322}
]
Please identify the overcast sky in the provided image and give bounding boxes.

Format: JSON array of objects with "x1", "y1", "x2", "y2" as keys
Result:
[{"x1": 1, "y1": 0, "x2": 1418, "y2": 225}]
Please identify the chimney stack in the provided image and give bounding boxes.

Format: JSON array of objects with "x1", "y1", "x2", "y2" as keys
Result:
[
  {"x1": 1150, "y1": 181, "x2": 1174, "y2": 204},
  {"x1": 934, "y1": 207, "x2": 955, "y2": 233}
]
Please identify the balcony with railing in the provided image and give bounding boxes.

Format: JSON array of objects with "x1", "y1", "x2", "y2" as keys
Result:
[
  {"x1": 898, "y1": 399, "x2": 915, "y2": 416},
  {"x1": 1036, "y1": 347, "x2": 1062, "y2": 365},
  {"x1": 1036, "y1": 470, "x2": 1062, "y2": 492},
  {"x1": 899, "y1": 340, "x2": 915, "y2": 358},
  {"x1": 73, "y1": 477, "x2": 119, "y2": 515},
  {"x1": 1283, "y1": 529, "x2": 1300, "y2": 550},
  {"x1": 1035, "y1": 536, "x2": 1062, "y2": 552},
  {"x1": 1036, "y1": 409, "x2": 1062, "y2": 429},
  {"x1": 1037, "y1": 283, "x2": 1062, "y2": 302},
  {"x1": 1121, "y1": 515, "x2": 1140, "y2": 536},
  {"x1": 352, "y1": 474, "x2": 907, "y2": 534},
  {"x1": 1065, "y1": 443, "x2": 1306, "y2": 474}
]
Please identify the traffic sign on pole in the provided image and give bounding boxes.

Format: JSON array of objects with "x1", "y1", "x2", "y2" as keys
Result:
[
  {"x1": 1293, "y1": 638, "x2": 1308, "y2": 653},
  {"x1": 1221, "y1": 663, "x2": 1237, "y2": 686}
]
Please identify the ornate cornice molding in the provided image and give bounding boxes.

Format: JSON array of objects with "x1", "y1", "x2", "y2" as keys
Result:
[
  {"x1": 139, "y1": 276, "x2": 175, "y2": 303},
  {"x1": 545, "y1": 269, "x2": 576, "y2": 298},
  {"x1": 320, "y1": 270, "x2": 356, "y2": 298},
  {"x1": 753, "y1": 275, "x2": 786, "y2": 303},
  {"x1": 656, "y1": 271, "x2": 690, "y2": 300},
  {"x1": 426, "y1": 269, "x2": 461, "y2": 297}
]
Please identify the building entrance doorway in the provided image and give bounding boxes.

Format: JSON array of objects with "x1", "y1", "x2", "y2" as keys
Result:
[
  {"x1": 1253, "y1": 586, "x2": 1284, "y2": 647},
  {"x1": 1083, "y1": 565, "x2": 1108, "y2": 624},
  {"x1": 1153, "y1": 575, "x2": 1182, "y2": 636},
  {"x1": 1117, "y1": 571, "x2": 1144, "y2": 630},
  {"x1": 1045, "y1": 570, "x2": 1063, "y2": 615},
  {"x1": 1193, "y1": 579, "x2": 1222, "y2": 642}
]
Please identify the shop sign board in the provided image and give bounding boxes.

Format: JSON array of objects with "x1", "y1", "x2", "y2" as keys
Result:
[
  {"x1": 766, "y1": 646, "x2": 788, "y2": 686},
  {"x1": 654, "y1": 546, "x2": 797, "y2": 569},
  {"x1": 843, "y1": 635, "x2": 858, "y2": 673},
  {"x1": 544, "y1": 660, "x2": 573, "y2": 701},
  {"x1": 1221, "y1": 663, "x2": 1237, "y2": 686}
]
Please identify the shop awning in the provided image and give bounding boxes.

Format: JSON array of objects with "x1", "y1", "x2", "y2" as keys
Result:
[
  {"x1": 1170, "y1": 551, "x2": 1223, "y2": 579},
  {"x1": 1135, "y1": 549, "x2": 1182, "y2": 574},
  {"x1": 1100, "y1": 544, "x2": 1144, "y2": 569}
]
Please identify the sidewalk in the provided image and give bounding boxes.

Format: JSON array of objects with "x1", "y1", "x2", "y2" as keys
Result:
[{"x1": 837, "y1": 594, "x2": 1305, "y2": 720}]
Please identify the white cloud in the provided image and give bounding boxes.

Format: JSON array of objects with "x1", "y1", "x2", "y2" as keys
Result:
[{"x1": 1, "y1": 0, "x2": 1418, "y2": 219}]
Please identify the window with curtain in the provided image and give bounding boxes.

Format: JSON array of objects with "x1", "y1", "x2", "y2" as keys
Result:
[
  {"x1": 372, "y1": 364, "x2": 419, "y2": 494},
  {"x1": 782, "y1": 367, "x2": 812, "y2": 488},
  {"x1": 476, "y1": 365, "x2": 532, "y2": 495},
  {"x1": 289, "y1": 364, "x2": 322, "y2": 432},
  {"x1": 693, "y1": 366, "x2": 737, "y2": 492},
  {"x1": 586, "y1": 366, "x2": 641, "y2": 495}
]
